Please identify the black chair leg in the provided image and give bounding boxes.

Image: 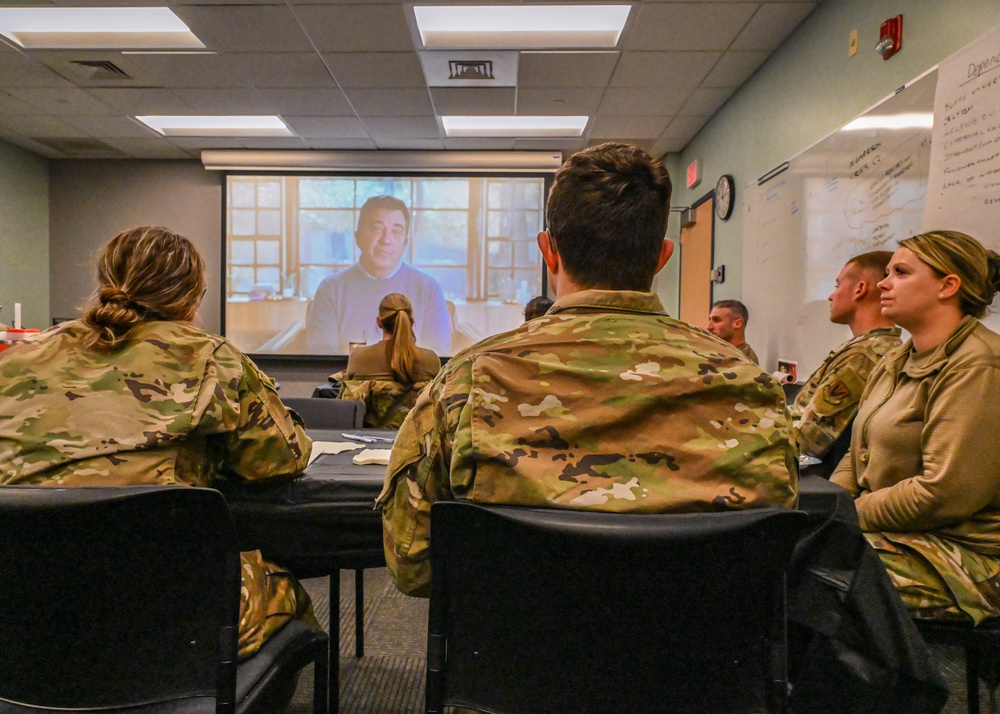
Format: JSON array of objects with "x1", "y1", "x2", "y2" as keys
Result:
[
  {"x1": 329, "y1": 572, "x2": 340, "y2": 714},
  {"x1": 314, "y1": 635, "x2": 330, "y2": 714},
  {"x1": 966, "y1": 645, "x2": 980, "y2": 714},
  {"x1": 355, "y1": 568, "x2": 365, "y2": 658}
]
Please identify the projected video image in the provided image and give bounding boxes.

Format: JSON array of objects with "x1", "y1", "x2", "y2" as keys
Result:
[{"x1": 224, "y1": 174, "x2": 547, "y2": 357}]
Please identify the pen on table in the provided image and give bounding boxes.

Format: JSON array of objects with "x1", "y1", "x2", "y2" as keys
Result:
[{"x1": 341, "y1": 432, "x2": 395, "y2": 444}]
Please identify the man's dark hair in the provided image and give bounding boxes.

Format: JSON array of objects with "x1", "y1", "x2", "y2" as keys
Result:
[
  {"x1": 523, "y1": 295, "x2": 554, "y2": 321},
  {"x1": 847, "y1": 250, "x2": 893, "y2": 278},
  {"x1": 545, "y1": 143, "x2": 672, "y2": 291},
  {"x1": 358, "y1": 195, "x2": 410, "y2": 233},
  {"x1": 713, "y1": 299, "x2": 749, "y2": 324}
]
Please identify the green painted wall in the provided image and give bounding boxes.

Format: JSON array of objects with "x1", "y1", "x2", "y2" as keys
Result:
[
  {"x1": 665, "y1": 0, "x2": 1000, "y2": 305},
  {"x1": 0, "y1": 139, "x2": 48, "y2": 329}
]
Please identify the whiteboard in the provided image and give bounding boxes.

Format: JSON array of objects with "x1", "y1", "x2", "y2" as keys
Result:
[{"x1": 743, "y1": 71, "x2": 935, "y2": 377}]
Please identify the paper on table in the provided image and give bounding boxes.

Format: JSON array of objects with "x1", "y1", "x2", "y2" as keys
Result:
[
  {"x1": 352, "y1": 448, "x2": 392, "y2": 466},
  {"x1": 308, "y1": 441, "x2": 363, "y2": 466}
]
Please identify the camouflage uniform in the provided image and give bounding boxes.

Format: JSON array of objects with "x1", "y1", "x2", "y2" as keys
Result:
[
  {"x1": 0, "y1": 319, "x2": 317, "y2": 659},
  {"x1": 831, "y1": 317, "x2": 1000, "y2": 624},
  {"x1": 378, "y1": 290, "x2": 798, "y2": 597},
  {"x1": 789, "y1": 326, "x2": 901, "y2": 458},
  {"x1": 737, "y1": 341, "x2": 759, "y2": 365},
  {"x1": 339, "y1": 378, "x2": 431, "y2": 429}
]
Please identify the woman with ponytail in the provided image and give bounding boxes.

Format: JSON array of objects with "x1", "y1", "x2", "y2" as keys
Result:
[
  {"x1": 0, "y1": 226, "x2": 319, "y2": 661},
  {"x1": 346, "y1": 292, "x2": 441, "y2": 384},
  {"x1": 832, "y1": 230, "x2": 1000, "y2": 625}
]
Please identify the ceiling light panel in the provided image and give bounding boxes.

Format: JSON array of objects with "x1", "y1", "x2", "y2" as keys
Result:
[
  {"x1": 442, "y1": 116, "x2": 588, "y2": 137},
  {"x1": 0, "y1": 7, "x2": 205, "y2": 50},
  {"x1": 136, "y1": 116, "x2": 292, "y2": 137},
  {"x1": 413, "y1": 5, "x2": 631, "y2": 50}
]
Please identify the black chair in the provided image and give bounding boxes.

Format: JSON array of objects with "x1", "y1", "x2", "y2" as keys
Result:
[
  {"x1": 0, "y1": 485, "x2": 328, "y2": 714},
  {"x1": 282, "y1": 396, "x2": 365, "y2": 429},
  {"x1": 426, "y1": 502, "x2": 810, "y2": 714},
  {"x1": 913, "y1": 618, "x2": 1000, "y2": 714}
]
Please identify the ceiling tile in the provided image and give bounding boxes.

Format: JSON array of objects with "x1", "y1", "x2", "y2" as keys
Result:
[
  {"x1": 701, "y1": 51, "x2": 769, "y2": 87},
  {"x1": 679, "y1": 87, "x2": 734, "y2": 116},
  {"x1": 305, "y1": 138, "x2": 378, "y2": 150},
  {"x1": 0, "y1": 91, "x2": 40, "y2": 115},
  {"x1": 173, "y1": 88, "x2": 267, "y2": 113},
  {"x1": 255, "y1": 88, "x2": 354, "y2": 116},
  {"x1": 294, "y1": 5, "x2": 413, "y2": 52},
  {"x1": 173, "y1": 6, "x2": 314, "y2": 53},
  {"x1": 115, "y1": 54, "x2": 249, "y2": 89},
  {"x1": 101, "y1": 136, "x2": 195, "y2": 159},
  {"x1": 376, "y1": 138, "x2": 446, "y2": 150},
  {"x1": 62, "y1": 115, "x2": 157, "y2": 138},
  {"x1": 343, "y1": 88, "x2": 433, "y2": 117},
  {"x1": 282, "y1": 116, "x2": 369, "y2": 139},
  {"x1": 5, "y1": 87, "x2": 115, "y2": 115},
  {"x1": 516, "y1": 88, "x2": 604, "y2": 116},
  {"x1": 168, "y1": 137, "x2": 248, "y2": 151},
  {"x1": 662, "y1": 115, "x2": 711, "y2": 139},
  {"x1": 0, "y1": 54, "x2": 75, "y2": 89},
  {"x1": 230, "y1": 53, "x2": 336, "y2": 89},
  {"x1": 590, "y1": 116, "x2": 669, "y2": 139},
  {"x1": 610, "y1": 52, "x2": 720, "y2": 89},
  {"x1": 430, "y1": 87, "x2": 515, "y2": 115},
  {"x1": 0, "y1": 114, "x2": 85, "y2": 138},
  {"x1": 625, "y1": 4, "x2": 757, "y2": 51},
  {"x1": 587, "y1": 137, "x2": 656, "y2": 154},
  {"x1": 85, "y1": 88, "x2": 192, "y2": 114},
  {"x1": 512, "y1": 138, "x2": 580, "y2": 153},
  {"x1": 365, "y1": 117, "x2": 441, "y2": 140},
  {"x1": 731, "y1": 3, "x2": 817, "y2": 51},
  {"x1": 237, "y1": 137, "x2": 310, "y2": 149},
  {"x1": 324, "y1": 52, "x2": 426, "y2": 88},
  {"x1": 518, "y1": 52, "x2": 619, "y2": 89},
  {"x1": 650, "y1": 136, "x2": 686, "y2": 160},
  {"x1": 597, "y1": 88, "x2": 686, "y2": 117},
  {"x1": 0, "y1": 135, "x2": 68, "y2": 158}
]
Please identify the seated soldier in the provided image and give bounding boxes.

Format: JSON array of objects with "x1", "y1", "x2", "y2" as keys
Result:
[
  {"x1": 340, "y1": 292, "x2": 440, "y2": 429},
  {"x1": 789, "y1": 251, "x2": 900, "y2": 461},
  {"x1": 378, "y1": 143, "x2": 796, "y2": 597}
]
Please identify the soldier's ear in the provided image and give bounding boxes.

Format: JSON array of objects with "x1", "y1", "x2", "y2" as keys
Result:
[
  {"x1": 854, "y1": 280, "x2": 871, "y2": 302},
  {"x1": 538, "y1": 231, "x2": 560, "y2": 274},
  {"x1": 655, "y1": 238, "x2": 674, "y2": 274}
]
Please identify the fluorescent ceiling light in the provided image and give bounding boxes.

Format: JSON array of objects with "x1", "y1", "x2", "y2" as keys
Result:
[
  {"x1": 137, "y1": 116, "x2": 292, "y2": 137},
  {"x1": 0, "y1": 7, "x2": 204, "y2": 50},
  {"x1": 442, "y1": 116, "x2": 588, "y2": 138},
  {"x1": 413, "y1": 5, "x2": 630, "y2": 49},
  {"x1": 842, "y1": 113, "x2": 934, "y2": 131}
]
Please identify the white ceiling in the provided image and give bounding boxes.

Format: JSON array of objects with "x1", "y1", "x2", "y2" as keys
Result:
[{"x1": 0, "y1": 1, "x2": 819, "y2": 160}]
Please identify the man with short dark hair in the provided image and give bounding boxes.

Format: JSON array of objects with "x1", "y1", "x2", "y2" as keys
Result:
[
  {"x1": 305, "y1": 195, "x2": 451, "y2": 356},
  {"x1": 378, "y1": 143, "x2": 796, "y2": 597},
  {"x1": 790, "y1": 251, "x2": 901, "y2": 459},
  {"x1": 707, "y1": 299, "x2": 758, "y2": 364}
]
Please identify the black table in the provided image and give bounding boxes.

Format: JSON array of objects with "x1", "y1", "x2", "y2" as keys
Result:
[{"x1": 224, "y1": 447, "x2": 949, "y2": 714}]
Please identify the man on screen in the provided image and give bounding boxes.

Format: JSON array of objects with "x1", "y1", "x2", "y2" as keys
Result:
[{"x1": 305, "y1": 195, "x2": 451, "y2": 355}]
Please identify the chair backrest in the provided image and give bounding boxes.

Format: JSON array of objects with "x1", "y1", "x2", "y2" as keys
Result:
[
  {"x1": 0, "y1": 486, "x2": 242, "y2": 712},
  {"x1": 426, "y1": 503, "x2": 810, "y2": 714},
  {"x1": 282, "y1": 396, "x2": 366, "y2": 429},
  {"x1": 338, "y1": 379, "x2": 426, "y2": 429}
]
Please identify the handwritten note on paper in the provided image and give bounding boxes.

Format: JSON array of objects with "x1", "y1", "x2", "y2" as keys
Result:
[{"x1": 925, "y1": 22, "x2": 1000, "y2": 248}]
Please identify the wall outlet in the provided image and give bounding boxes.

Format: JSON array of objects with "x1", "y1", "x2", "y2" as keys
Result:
[{"x1": 849, "y1": 28, "x2": 858, "y2": 57}]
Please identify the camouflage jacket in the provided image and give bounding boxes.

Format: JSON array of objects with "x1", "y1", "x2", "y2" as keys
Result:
[
  {"x1": 789, "y1": 326, "x2": 901, "y2": 458},
  {"x1": 0, "y1": 320, "x2": 311, "y2": 486},
  {"x1": 378, "y1": 290, "x2": 798, "y2": 596},
  {"x1": 737, "y1": 341, "x2": 759, "y2": 365},
  {"x1": 339, "y1": 378, "x2": 430, "y2": 430}
]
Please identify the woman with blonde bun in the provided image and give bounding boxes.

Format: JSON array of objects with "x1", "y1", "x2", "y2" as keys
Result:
[
  {"x1": 0, "y1": 226, "x2": 318, "y2": 660},
  {"x1": 832, "y1": 230, "x2": 1000, "y2": 624}
]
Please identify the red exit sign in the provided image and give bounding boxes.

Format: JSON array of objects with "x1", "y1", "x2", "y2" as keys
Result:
[{"x1": 686, "y1": 159, "x2": 701, "y2": 189}]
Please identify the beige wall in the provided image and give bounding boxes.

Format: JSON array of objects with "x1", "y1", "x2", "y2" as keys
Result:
[
  {"x1": 49, "y1": 160, "x2": 223, "y2": 333},
  {"x1": 0, "y1": 139, "x2": 49, "y2": 329}
]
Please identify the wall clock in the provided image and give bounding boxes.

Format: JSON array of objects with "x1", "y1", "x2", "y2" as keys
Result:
[{"x1": 715, "y1": 174, "x2": 735, "y2": 220}]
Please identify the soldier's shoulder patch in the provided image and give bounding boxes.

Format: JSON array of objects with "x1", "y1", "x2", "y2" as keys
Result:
[{"x1": 823, "y1": 380, "x2": 851, "y2": 405}]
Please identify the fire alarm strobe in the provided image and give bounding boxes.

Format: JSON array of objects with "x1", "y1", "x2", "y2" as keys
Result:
[{"x1": 876, "y1": 14, "x2": 902, "y2": 61}]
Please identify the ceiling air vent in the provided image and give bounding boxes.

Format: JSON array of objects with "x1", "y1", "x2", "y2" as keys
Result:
[
  {"x1": 69, "y1": 60, "x2": 132, "y2": 82},
  {"x1": 448, "y1": 60, "x2": 494, "y2": 81}
]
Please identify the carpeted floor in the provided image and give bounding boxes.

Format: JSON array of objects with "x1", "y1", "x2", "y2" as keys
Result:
[{"x1": 288, "y1": 568, "x2": 989, "y2": 714}]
